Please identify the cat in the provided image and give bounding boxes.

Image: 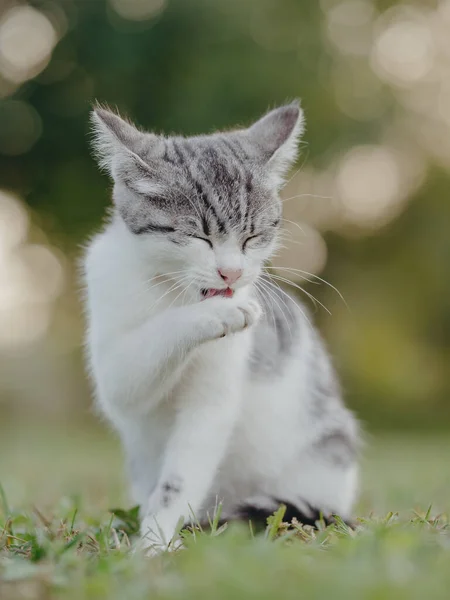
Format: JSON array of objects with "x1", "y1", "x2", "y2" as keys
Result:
[{"x1": 83, "y1": 101, "x2": 360, "y2": 553}]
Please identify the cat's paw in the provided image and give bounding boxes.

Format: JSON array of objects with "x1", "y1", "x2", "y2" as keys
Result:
[
  {"x1": 134, "y1": 535, "x2": 184, "y2": 558},
  {"x1": 137, "y1": 517, "x2": 184, "y2": 557},
  {"x1": 203, "y1": 297, "x2": 262, "y2": 340}
]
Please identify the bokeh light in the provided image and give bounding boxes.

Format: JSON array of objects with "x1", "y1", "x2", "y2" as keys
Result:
[
  {"x1": 108, "y1": 0, "x2": 166, "y2": 21},
  {"x1": 325, "y1": 0, "x2": 376, "y2": 56},
  {"x1": 0, "y1": 5, "x2": 58, "y2": 84},
  {"x1": 0, "y1": 100, "x2": 42, "y2": 155},
  {"x1": 0, "y1": 190, "x2": 28, "y2": 254},
  {"x1": 331, "y1": 60, "x2": 387, "y2": 121},
  {"x1": 0, "y1": 191, "x2": 65, "y2": 350},
  {"x1": 337, "y1": 145, "x2": 405, "y2": 228},
  {"x1": 371, "y1": 9, "x2": 435, "y2": 87}
]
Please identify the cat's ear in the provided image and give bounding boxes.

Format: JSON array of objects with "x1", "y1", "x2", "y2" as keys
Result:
[
  {"x1": 90, "y1": 106, "x2": 161, "y2": 189},
  {"x1": 247, "y1": 101, "x2": 305, "y2": 186}
]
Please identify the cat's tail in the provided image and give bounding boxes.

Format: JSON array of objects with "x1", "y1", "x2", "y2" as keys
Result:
[{"x1": 203, "y1": 495, "x2": 354, "y2": 530}]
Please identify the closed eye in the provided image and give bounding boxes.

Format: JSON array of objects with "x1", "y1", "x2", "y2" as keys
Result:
[
  {"x1": 189, "y1": 234, "x2": 213, "y2": 249},
  {"x1": 242, "y1": 234, "x2": 262, "y2": 251}
]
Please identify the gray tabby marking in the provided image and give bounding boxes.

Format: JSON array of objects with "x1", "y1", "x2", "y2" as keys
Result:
[
  {"x1": 312, "y1": 431, "x2": 358, "y2": 468},
  {"x1": 249, "y1": 285, "x2": 301, "y2": 377}
]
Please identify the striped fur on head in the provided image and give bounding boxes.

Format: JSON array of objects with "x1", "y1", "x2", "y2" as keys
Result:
[{"x1": 91, "y1": 103, "x2": 304, "y2": 240}]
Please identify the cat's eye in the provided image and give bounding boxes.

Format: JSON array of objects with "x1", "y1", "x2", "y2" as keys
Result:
[
  {"x1": 242, "y1": 234, "x2": 261, "y2": 251},
  {"x1": 190, "y1": 235, "x2": 213, "y2": 249}
]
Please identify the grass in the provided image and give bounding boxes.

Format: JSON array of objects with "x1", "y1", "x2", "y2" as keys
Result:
[{"x1": 1, "y1": 423, "x2": 450, "y2": 599}]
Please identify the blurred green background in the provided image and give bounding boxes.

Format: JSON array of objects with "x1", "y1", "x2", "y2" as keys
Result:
[{"x1": 0, "y1": 0, "x2": 449, "y2": 508}]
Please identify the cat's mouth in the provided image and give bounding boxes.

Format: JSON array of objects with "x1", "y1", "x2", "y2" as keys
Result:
[{"x1": 201, "y1": 288, "x2": 234, "y2": 300}]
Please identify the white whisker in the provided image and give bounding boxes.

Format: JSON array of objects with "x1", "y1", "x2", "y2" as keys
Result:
[
  {"x1": 167, "y1": 278, "x2": 195, "y2": 311},
  {"x1": 283, "y1": 148, "x2": 310, "y2": 187},
  {"x1": 148, "y1": 276, "x2": 192, "y2": 312},
  {"x1": 281, "y1": 193, "x2": 332, "y2": 203},
  {"x1": 265, "y1": 266, "x2": 349, "y2": 310},
  {"x1": 268, "y1": 273, "x2": 332, "y2": 316},
  {"x1": 260, "y1": 274, "x2": 313, "y2": 330},
  {"x1": 258, "y1": 276, "x2": 296, "y2": 323},
  {"x1": 254, "y1": 279, "x2": 277, "y2": 331},
  {"x1": 257, "y1": 277, "x2": 292, "y2": 336},
  {"x1": 281, "y1": 218, "x2": 305, "y2": 235}
]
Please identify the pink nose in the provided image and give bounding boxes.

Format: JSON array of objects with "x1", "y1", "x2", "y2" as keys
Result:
[{"x1": 218, "y1": 268, "x2": 243, "y2": 285}]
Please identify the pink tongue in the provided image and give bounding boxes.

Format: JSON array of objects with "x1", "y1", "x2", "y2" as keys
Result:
[{"x1": 204, "y1": 288, "x2": 233, "y2": 299}]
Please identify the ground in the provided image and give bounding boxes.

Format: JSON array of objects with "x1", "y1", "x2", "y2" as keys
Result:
[{"x1": 1, "y1": 423, "x2": 449, "y2": 599}]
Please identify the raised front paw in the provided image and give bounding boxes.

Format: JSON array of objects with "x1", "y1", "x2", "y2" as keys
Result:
[{"x1": 203, "y1": 297, "x2": 262, "y2": 340}]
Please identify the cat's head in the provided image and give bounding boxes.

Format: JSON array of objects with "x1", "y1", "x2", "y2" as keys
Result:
[{"x1": 91, "y1": 102, "x2": 304, "y2": 300}]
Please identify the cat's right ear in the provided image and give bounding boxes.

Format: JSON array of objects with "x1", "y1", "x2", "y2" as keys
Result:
[
  {"x1": 246, "y1": 102, "x2": 305, "y2": 188},
  {"x1": 90, "y1": 106, "x2": 154, "y2": 178}
]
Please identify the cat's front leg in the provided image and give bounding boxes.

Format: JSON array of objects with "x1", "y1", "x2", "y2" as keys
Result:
[
  {"x1": 94, "y1": 295, "x2": 261, "y2": 417},
  {"x1": 139, "y1": 320, "x2": 257, "y2": 554},
  {"x1": 140, "y1": 377, "x2": 243, "y2": 552}
]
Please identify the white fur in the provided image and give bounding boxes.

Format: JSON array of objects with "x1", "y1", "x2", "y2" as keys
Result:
[{"x1": 83, "y1": 217, "x2": 358, "y2": 553}]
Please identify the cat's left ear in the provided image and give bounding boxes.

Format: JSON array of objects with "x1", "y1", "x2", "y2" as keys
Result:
[
  {"x1": 247, "y1": 101, "x2": 305, "y2": 187},
  {"x1": 90, "y1": 105, "x2": 168, "y2": 197},
  {"x1": 90, "y1": 106, "x2": 148, "y2": 172}
]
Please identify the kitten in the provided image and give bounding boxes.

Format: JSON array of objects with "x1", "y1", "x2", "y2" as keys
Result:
[{"x1": 83, "y1": 102, "x2": 360, "y2": 553}]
